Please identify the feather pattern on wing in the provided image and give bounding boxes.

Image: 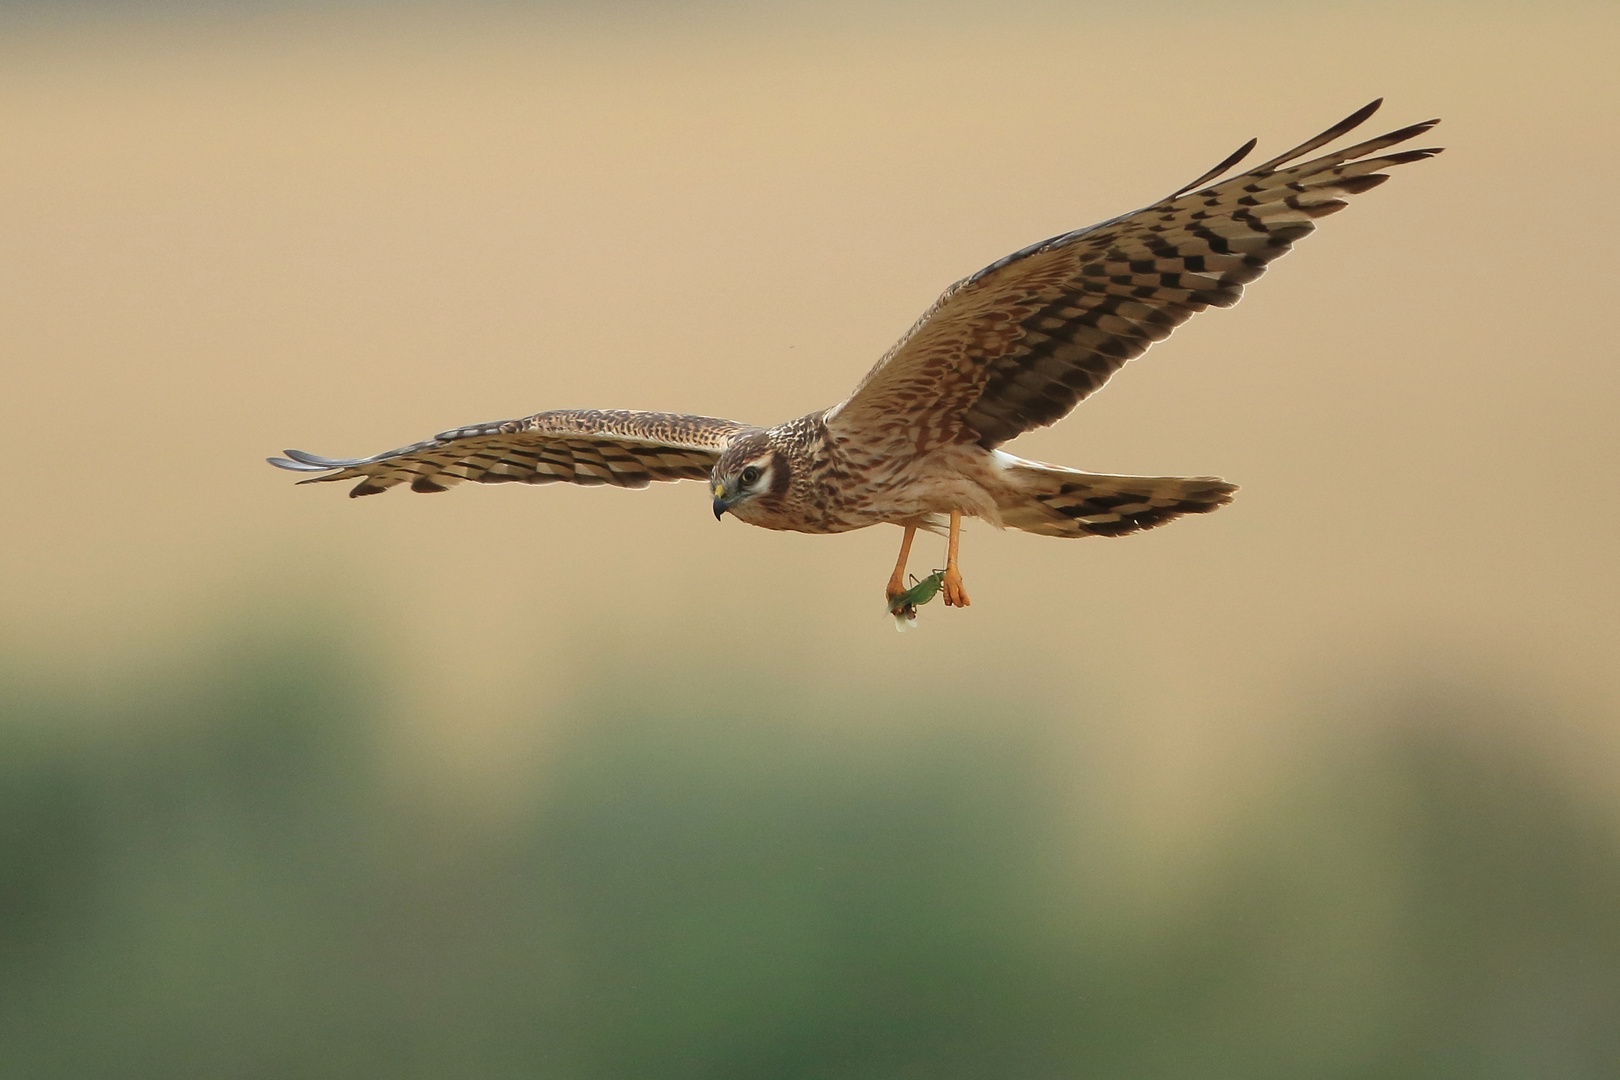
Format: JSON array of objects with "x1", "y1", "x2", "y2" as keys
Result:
[
  {"x1": 828, "y1": 100, "x2": 1441, "y2": 454},
  {"x1": 268, "y1": 409, "x2": 749, "y2": 498}
]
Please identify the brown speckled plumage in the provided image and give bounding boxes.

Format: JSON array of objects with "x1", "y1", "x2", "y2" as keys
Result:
[
  {"x1": 270, "y1": 409, "x2": 746, "y2": 496},
  {"x1": 270, "y1": 102, "x2": 1440, "y2": 607}
]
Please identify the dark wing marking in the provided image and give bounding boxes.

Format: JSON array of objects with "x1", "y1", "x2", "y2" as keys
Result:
[
  {"x1": 828, "y1": 100, "x2": 1441, "y2": 454},
  {"x1": 268, "y1": 409, "x2": 750, "y2": 498}
]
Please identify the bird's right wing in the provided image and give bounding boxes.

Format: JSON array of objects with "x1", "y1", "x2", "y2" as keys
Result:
[
  {"x1": 268, "y1": 409, "x2": 751, "y2": 497},
  {"x1": 828, "y1": 100, "x2": 1441, "y2": 456}
]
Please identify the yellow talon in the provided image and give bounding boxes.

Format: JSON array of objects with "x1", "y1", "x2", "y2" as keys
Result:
[
  {"x1": 885, "y1": 522, "x2": 917, "y2": 604},
  {"x1": 942, "y1": 510, "x2": 970, "y2": 608}
]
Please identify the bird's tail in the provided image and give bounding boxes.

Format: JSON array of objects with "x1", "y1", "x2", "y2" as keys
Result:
[{"x1": 992, "y1": 453, "x2": 1237, "y2": 538}]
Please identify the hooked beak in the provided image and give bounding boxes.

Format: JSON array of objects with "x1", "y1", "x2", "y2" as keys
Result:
[{"x1": 712, "y1": 482, "x2": 732, "y2": 521}]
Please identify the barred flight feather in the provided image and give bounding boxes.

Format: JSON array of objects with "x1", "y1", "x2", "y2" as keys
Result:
[
  {"x1": 994, "y1": 459, "x2": 1239, "y2": 539},
  {"x1": 832, "y1": 99, "x2": 1440, "y2": 454},
  {"x1": 269, "y1": 410, "x2": 746, "y2": 498}
]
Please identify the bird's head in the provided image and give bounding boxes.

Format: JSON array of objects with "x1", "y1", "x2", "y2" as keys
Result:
[{"x1": 710, "y1": 433, "x2": 785, "y2": 521}]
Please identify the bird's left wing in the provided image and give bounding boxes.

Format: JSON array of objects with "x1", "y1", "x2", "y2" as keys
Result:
[
  {"x1": 827, "y1": 100, "x2": 1441, "y2": 455},
  {"x1": 268, "y1": 409, "x2": 749, "y2": 497}
]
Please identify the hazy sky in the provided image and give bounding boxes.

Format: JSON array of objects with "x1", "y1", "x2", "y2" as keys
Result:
[{"x1": 1, "y1": 1, "x2": 1614, "y2": 815}]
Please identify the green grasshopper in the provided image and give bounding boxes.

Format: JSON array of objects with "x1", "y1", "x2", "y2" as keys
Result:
[{"x1": 886, "y1": 570, "x2": 946, "y2": 632}]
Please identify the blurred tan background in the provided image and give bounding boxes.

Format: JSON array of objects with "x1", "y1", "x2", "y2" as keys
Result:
[
  {"x1": 2, "y1": 2, "x2": 1619, "y2": 1074},
  {"x1": 3, "y1": 1, "x2": 1615, "y2": 802}
]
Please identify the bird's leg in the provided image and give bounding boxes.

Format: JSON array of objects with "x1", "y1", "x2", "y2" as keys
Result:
[
  {"x1": 885, "y1": 524, "x2": 917, "y2": 604},
  {"x1": 942, "y1": 510, "x2": 971, "y2": 607}
]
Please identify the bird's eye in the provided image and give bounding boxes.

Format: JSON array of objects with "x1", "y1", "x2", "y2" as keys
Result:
[{"x1": 740, "y1": 466, "x2": 762, "y2": 485}]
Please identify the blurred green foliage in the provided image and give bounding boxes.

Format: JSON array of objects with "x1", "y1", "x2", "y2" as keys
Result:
[{"x1": 1, "y1": 637, "x2": 1617, "y2": 1079}]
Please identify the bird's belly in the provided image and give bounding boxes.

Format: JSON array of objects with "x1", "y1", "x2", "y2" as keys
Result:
[
  {"x1": 854, "y1": 444, "x2": 1009, "y2": 526},
  {"x1": 885, "y1": 476, "x2": 1003, "y2": 523},
  {"x1": 727, "y1": 499, "x2": 869, "y2": 535}
]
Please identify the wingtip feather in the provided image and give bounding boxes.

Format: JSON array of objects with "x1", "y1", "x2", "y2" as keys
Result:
[
  {"x1": 1162, "y1": 136, "x2": 1259, "y2": 202},
  {"x1": 1250, "y1": 97, "x2": 1387, "y2": 173},
  {"x1": 283, "y1": 447, "x2": 365, "y2": 468},
  {"x1": 1336, "y1": 98, "x2": 1386, "y2": 135},
  {"x1": 268, "y1": 454, "x2": 329, "y2": 472}
]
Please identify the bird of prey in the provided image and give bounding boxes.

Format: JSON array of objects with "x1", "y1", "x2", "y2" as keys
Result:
[{"x1": 270, "y1": 100, "x2": 1439, "y2": 617}]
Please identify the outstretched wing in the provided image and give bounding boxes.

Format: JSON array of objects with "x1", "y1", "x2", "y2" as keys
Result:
[
  {"x1": 828, "y1": 100, "x2": 1441, "y2": 454},
  {"x1": 268, "y1": 409, "x2": 750, "y2": 497}
]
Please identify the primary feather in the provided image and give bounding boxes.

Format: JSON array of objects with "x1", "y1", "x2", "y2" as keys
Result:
[
  {"x1": 829, "y1": 99, "x2": 1440, "y2": 454},
  {"x1": 271, "y1": 410, "x2": 746, "y2": 498}
]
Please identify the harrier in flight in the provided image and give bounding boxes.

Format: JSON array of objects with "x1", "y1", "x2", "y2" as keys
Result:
[{"x1": 271, "y1": 100, "x2": 1440, "y2": 619}]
